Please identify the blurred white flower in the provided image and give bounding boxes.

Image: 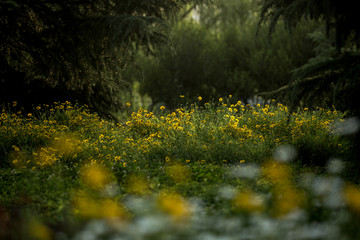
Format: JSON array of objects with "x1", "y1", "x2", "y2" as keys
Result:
[
  {"x1": 327, "y1": 158, "x2": 345, "y2": 174},
  {"x1": 230, "y1": 164, "x2": 260, "y2": 178},
  {"x1": 273, "y1": 145, "x2": 297, "y2": 162},
  {"x1": 218, "y1": 185, "x2": 238, "y2": 200},
  {"x1": 333, "y1": 117, "x2": 360, "y2": 135}
]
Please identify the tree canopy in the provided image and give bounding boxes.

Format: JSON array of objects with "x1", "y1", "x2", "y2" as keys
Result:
[
  {"x1": 123, "y1": 0, "x2": 318, "y2": 109},
  {"x1": 0, "y1": 0, "x2": 206, "y2": 119},
  {"x1": 257, "y1": 0, "x2": 360, "y2": 114},
  {"x1": 258, "y1": 0, "x2": 360, "y2": 51}
]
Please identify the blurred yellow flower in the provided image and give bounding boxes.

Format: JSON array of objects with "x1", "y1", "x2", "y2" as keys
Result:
[
  {"x1": 166, "y1": 164, "x2": 190, "y2": 183},
  {"x1": 262, "y1": 161, "x2": 291, "y2": 184},
  {"x1": 198, "y1": 96, "x2": 202, "y2": 101},
  {"x1": 126, "y1": 175, "x2": 150, "y2": 195},
  {"x1": 34, "y1": 147, "x2": 58, "y2": 167},
  {"x1": 272, "y1": 186, "x2": 304, "y2": 217},
  {"x1": 344, "y1": 184, "x2": 360, "y2": 213},
  {"x1": 51, "y1": 134, "x2": 80, "y2": 156},
  {"x1": 157, "y1": 192, "x2": 191, "y2": 220},
  {"x1": 73, "y1": 193, "x2": 126, "y2": 219},
  {"x1": 80, "y1": 164, "x2": 111, "y2": 190},
  {"x1": 160, "y1": 106, "x2": 165, "y2": 110},
  {"x1": 233, "y1": 190, "x2": 264, "y2": 213},
  {"x1": 28, "y1": 219, "x2": 52, "y2": 240},
  {"x1": 12, "y1": 145, "x2": 20, "y2": 152}
]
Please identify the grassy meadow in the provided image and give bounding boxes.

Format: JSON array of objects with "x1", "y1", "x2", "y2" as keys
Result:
[{"x1": 1, "y1": 98, "x2": 360, "y2": 239}]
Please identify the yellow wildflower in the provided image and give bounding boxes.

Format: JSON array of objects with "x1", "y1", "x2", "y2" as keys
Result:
[
  {"x1": 344, "y1": 184, "x2": 360, "y2": 213},
  {"x1": 126, "y1": 175, "x2": 150, "y2": 195},
  {"x1": 12, "y1": 145, "x2": 20, "y2": 152},
  {"x1": 28, "y1": 219, "x2": 52, "y2": 240},
  {"x1": 80, "y1": 164, "x2": 111, "y2": 190},
  {"x1": 166, "y1": 164, "x2": 190, "y2": 183},
  {"x1": 233, "y1": 190, "x2": 264, "y2": 213},
  {"x1": 157, "y1": 192, "x2": 191, "y2": 220}
]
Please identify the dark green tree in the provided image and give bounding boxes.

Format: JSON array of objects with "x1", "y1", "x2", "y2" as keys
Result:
[
  {"x1": 0, "y1": 0, "x2": 206, "y2": 120},
  {"x1": 257, "y1": 0, "x2": 360, "y2": 113},
  {"x1": 258, "y1": 0, "x2": 360, "y2": 51}
]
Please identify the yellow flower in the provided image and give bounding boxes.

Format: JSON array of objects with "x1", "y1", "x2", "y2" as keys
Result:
[
  {"x1": 198, "y1": 96, "x2": 202, "y2": 101},
  {"x1": 28, "y1": 219, "x2": 52, "y2": 240},
  {"x1": 126, "y1": 175, "x2": 150, "y2": 195},
  {"x1": 80, "y1": 164, "x2": 111, "y2": 190},
  {"x1": 166, "y1": 164, "x2": 190, "y2": 183},
  {"x1": 12, "y1": 145, "x2": 20, "y2": 152},
  {"x1": 273, "y1": 186, "x2": 304, "y2": 217},
  {"x1": 344, "y1": 184, "x2": 360, "y2": 213},
  {"x1": 180, "y1": 95, "x2": 185, "y2": 98},
  {"x1": 262, "y1": 161, "x2": 291, "y2": 184},
  {"x1": 165, "y1": 156, "x2": 170, "y2": 162},
  {"x1": 160, "y1": 106, "x2": 165, "y2": 110},
  {"x1": 233, "y1": 190, "x2": 264, "y2": 213},
  {"x1": 27, "y1": 113, "x2": 32, "y2": 117},
  {"x1": 219, "y1": 98, "x2": 223, "y2": 102},
  {"x1": 126, "y1": 102, "x2": 131, "y2": 107},
  {"x1": 157, "y1": 192, "x2": 191, "y2": 221},
  {"x1": 72, "y1": 193, "x2": 126, "y2": 219}
]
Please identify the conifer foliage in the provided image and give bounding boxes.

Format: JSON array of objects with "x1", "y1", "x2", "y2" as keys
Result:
[
  {"x1": 257, "y1": 0, "x2": 360, "y2": 114},
  {"x1": 258, "y1": 0, "x2": 360, "y2": 50},
  {"x1": 0, "y1": 0, "x2": 205, "y2": 120}
]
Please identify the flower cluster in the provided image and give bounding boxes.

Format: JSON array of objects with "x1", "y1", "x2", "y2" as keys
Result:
[{"x1": 1, "y1": 100, "x2": 359, "y2": 239}]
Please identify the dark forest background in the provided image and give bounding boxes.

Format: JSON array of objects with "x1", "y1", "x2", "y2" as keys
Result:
[{"x1": 1, "y1": 0, "x2": 360, "y2": 118}]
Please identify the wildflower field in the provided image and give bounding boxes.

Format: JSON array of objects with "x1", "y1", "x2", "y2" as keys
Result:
[{"x1": 1, "y1": 98, "x2": 360, "y2": 240}]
